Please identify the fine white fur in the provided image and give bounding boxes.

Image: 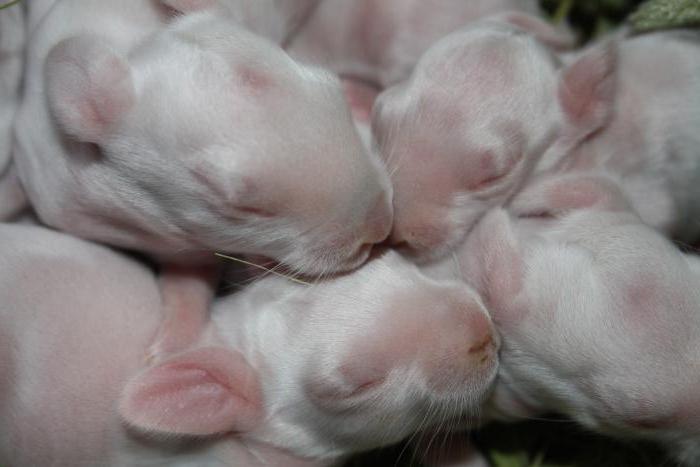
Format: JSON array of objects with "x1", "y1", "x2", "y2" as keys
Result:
[
  {"x1": 0, "y1": 223, "x2": 498, "y2": 465},
  {"x1": 451, "y1": 204, "x2": 700, "y2": 465},
  {"x1": 15, "y1": 1, "x2": 392, "y2": 274}
]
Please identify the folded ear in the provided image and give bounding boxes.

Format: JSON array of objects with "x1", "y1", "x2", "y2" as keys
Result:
[
  {"x1": 557, "y1": 41, "x2": 618, "y2": 145},
  {"x1": 510, "y1": 173, "x2": 631, "y2": 218},
  {"x1": 161, "y1": 0, "x2": 216, "y2": 13},
  {"x1": 494, "y1": 11, "x2": 576, "y2": 51},
  {"x1": 119, "y1": 347, "x2": 262, "y2": 436},
  {"x1": 462, "y1": 209, "x2": 524, "y2": 324},
  {"x1": 46, "y1": 35, "x2": 135, "y2": 144}
]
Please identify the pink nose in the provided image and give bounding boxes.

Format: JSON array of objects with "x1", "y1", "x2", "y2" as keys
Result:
[
  {"x1": 420, "y1": 293, "x2": 498, "y2": 393},
  {"x1": 329, "y1": 287, "x2": 498, "y2": 400}
]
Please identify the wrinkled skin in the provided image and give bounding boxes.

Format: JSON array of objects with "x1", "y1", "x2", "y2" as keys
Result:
[{"x1": 0, "y1": 224, "x2": 499, "y2": 465}]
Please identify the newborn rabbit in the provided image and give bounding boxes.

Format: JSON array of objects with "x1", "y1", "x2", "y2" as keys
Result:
[
  {"x1": 443, "y1": 178, "x2": 700, "y2": 465},
  {"x1": 0, "y1": 223, "x2": 498, "y2": 466},
  {"x1": 373, "y1": 16, "x2": 577, "y2": 262},
  {"x1": 375, "y1": 23, "x2": 700, "y2": 264},
  {"x1": 16, "y1": 1, "x2": 392, "y2": 357}
]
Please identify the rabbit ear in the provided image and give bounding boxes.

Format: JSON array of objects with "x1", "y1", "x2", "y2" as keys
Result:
[
  {"x1": 510, "y1": 173, "x2": 631, "y2": 218},
  {"x1": 557, "y1": 40, "x2": 618, "y2": 144},
  {"x1": 462, "y1": 209, "x2": 525, "y2": 326},
  {"x1": 46, "y1": 35, "x2": 135, "y2": 144},
  {"x1": 119, "y1": 347, "x2": 262, "y2": 436}
]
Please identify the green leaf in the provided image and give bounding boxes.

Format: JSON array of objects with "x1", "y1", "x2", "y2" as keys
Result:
[
  {"x1": 631, "y1": 0, "x2": 700, "y2": 32},
  {"x1": 0, "y1": 0, "x2": 22, "y2": 10},
  {"x1": 489, "y1": 449, "x2": 574, "y2": 467},
  {"x1": 490, "y1": 450, "x2": 531, "y2": 467}
]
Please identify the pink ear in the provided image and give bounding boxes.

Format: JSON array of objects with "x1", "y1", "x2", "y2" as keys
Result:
[
  {"x1": 119, "y1": 347, "x2": 262, "y2": 436},
  {"x1": 510, "y1": 173, "x2": 631, "y2": 218},
  {"x1": 342, "y1": 79, "x2": 380, "y2": 124},
  {"x1": 463, "y1": 209, "x2": 524, "y2": 324},
  {"x1": 557, "y1": 41, "x2": 617, "y2": 143},
  {"x1": 161, "y1": 0, "x2": 216, "y2": 13},
  {"x1": 46, "y1": 35, "x2": 135, "y2": 144},
  {"x1": 495, "y1": 11, "x2": 576, "y2": 51}
]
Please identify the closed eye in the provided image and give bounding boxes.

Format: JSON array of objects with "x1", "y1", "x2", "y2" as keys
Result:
[
  {"x1": 224, "y1": 205, "x2": 277, "y2": 222},
  {"x1": 469, "y1": 171, "x2": 509, "y2": 191},
  {"x1": 234, "y1": 205, "x2": 276, "y2": 219},
  {"x1": 466, "y1": 150, "x2": 520, "y2": 192}
]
